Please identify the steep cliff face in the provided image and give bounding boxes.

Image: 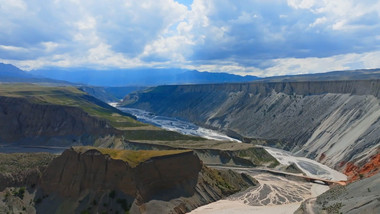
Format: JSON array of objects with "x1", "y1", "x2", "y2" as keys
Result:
[
  {"x1": 121, "y1": 80, "x2": 380, "y2": 173},
  {"x1": 296, "y1": 172, "x2": 380, "y2": 214},
  {"x1": 40, "y1": 149, "x2": 201, "y2": 200},
  {"x1": 0, "y1": 96, "x2": 119, "y2": 145},
  {"x1": 36, "y1": 147, "x2": 255, "y2": 214},
  {"x1": 0, "y1": 84, "x2": 207, "y2": 147}
]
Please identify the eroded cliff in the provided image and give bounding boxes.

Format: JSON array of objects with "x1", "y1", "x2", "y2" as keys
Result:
[
  {"x1": 0, "y1": 84, "x2": 209, "y2": 148},
  {"x1": 0, "y1": 96, "x2": 120, "y2": 145},
  {"x1": 34, "y1": 147, "x2": 256, "y2": 214},
  {"x1": 295, "y1": 172, "x2": 380, "y2": 214},
  {"x1": 121, "y1": 80, "x2": 380, "y2": 175}
]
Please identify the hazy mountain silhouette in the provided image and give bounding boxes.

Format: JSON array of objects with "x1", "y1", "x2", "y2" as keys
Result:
[
  {"x1": 0, "y1": 63, "x2": 70, "y2": 84},
  {"x1": 31, "y1": 67, "x2": 260, "y2": 86}
]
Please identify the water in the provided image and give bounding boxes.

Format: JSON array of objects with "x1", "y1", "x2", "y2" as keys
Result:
[
  {"x1": 117, "y1": 106, "x2": 346, "y2": 181},
  {"x1": 264, "y1": 147, "x2": 347, "y2": 181},
  {"x1": 118, "y1": 107, "x2": 241, "y2": 142}
]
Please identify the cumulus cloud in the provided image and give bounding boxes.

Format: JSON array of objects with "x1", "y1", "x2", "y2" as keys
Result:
[
  {"x1": 0, "y1": 0, "x2": 379, "y2": 76},
  {"x1": 181, "y1": 50, "x2": 380, "y2": 77}
]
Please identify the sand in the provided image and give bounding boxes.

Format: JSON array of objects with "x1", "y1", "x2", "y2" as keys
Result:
[
  {"x1": 189, "y1": 171, "x2": 329, "y2": 214},
  {"x1": 189, "y1": 200, "x2": 302, "y2": 214}
]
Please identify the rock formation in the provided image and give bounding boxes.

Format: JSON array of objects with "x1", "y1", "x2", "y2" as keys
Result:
[
  {"x1": 295, "y1": 172, "x2": 380, "y2": 214},
  {"x1": 0, "y1": 96, "x2": 119, "y2": 145},
  {"x1": 0, "y1": 153, "x2": 56, "y2": 191},
  {"x1": 121, "y1": 80, "x2": 380, "y2": 176},
  {"x1": 0, "y1": 147, "x2": 255, "y2": 214}
]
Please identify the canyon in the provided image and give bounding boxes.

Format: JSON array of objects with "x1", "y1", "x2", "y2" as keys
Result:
[
  {"x1": 121, "y1": 80, "x2": 380, "y2": 179},
  {"x1": 0, "y1": 147, "x2": 256, "y2": 214},
  {"x1": 0, "y1": 77, "x2": 379, "y2": 213}
]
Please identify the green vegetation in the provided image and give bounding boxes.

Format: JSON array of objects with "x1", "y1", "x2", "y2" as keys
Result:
[
  {"x1": 0, "y1": 84, "x2": 144, "y2": 129},
  {"x1": 0, "y1": 153, "x2": 56, "y2": 174},
  {"x1": 34, "y1": 198, "x2": 42, "y2": 204},
  {"x1": 4, "y1": 191, "x2": 10, "y2": 201},
  {"x1": 0, "y1": 84, "x2": 203, "y2": 142},
  {"x1": 109, "y1": 190, "x2": 116, "y2": 199},
  {"x1": 236, "y1": 147, "x2": 279, "y2": 167},
  {"x1": 203, "y1": 167, "x2": 239, "y2": 195},
  {"x1": 116, "y1": 198, "x2": 130, "y2": 212},
  {"x1": 12, "y1": 187, "x2": 25, "y2": 199},
  {"x1": 323, "y1": 202, "x2": 343, "y2": 213},
  {"x1": 73, "y1": 146, "x2": 191, "y2": 167}
]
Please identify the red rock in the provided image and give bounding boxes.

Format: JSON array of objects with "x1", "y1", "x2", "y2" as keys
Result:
[{"x1": 344, "y1": 153, "x2": 380, "y2": 183}]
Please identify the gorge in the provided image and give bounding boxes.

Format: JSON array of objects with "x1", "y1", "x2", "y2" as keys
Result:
[{"x1": 120, "y1": 80, "x2": 380, "y2": 179}]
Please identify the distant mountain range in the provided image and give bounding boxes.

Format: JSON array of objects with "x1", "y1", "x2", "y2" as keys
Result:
[
  {"x1": 0, "y1": 63, "x2": 70, "y2": 85},
  {"x1": 29, "y1": 67, "x2": 260, "y2": 86},
  {"x1": 2, "y1": 63, "x2": 380, "y2": 88},
  {"x1": 0, "y1": 63, "x2": 33, "y2": 78},
  {"x1": 259, "y1": 68, "x2": 380, "y2": 82}
]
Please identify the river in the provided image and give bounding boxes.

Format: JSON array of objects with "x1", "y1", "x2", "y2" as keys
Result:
[
  {"x1": 118, "y1": 107, "x2": 241, "y2": 142},
  {"x1": 118, "y1": 106, "x2": 346, "y2": 181},
  {"x1": 118, "y1": 106, "x2": 348, "y2": 213}
]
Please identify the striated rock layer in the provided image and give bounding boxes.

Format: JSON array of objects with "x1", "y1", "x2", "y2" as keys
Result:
[
  {"x1": 121, "y1": 80, "x2": 380, "y2": 175},
  {"x1": 0, "y1": 96, "x2": 119, "y2": 145},
  {"x1": 295, "y1": 172, "x2": 380, "y2": 214},
  {"x1": 36, "y1": 147, "x2": 255, "y2": 214}
]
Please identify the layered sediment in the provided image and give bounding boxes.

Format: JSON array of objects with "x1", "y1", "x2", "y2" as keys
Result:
[
  {"x1": 35, "y1": 147, "x2": 256, "y2": 214},
  {"x1": 121, "y1": 80, "x2": 380, "y2": 175},
  {"x1": 0, "y1": 96, "x2": 119, "y2": 145},
  {"x1": 296, "y1": 173, "x2": 380, "y2": 214}
]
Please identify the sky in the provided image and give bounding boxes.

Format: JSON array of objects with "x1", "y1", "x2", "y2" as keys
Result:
[{"x1": 0, "y1": 0, "x2": 380, "y2": 77}]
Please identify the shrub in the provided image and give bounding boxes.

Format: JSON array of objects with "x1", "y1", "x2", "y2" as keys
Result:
[
  {"x1": 116, "y1": 198, "x2": 130, "y2": 211},
  {"x1": 109, "y1": 190, "x2": 116, "y2": 199},
  {"x1": 12, "y1": 187, "x2": 25, "y2": 199}
]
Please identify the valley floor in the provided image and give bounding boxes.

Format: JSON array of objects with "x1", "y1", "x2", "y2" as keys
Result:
[{"x1": 189, "y1": 170, "x2": 329, "y2": 214}]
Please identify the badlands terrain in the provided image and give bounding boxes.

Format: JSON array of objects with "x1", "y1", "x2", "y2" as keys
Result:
[{"x1": 0, "y1": 68, "x2": 379, "y2": 213}]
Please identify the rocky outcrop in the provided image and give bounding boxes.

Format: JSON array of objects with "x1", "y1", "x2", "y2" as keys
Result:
[
  {"x1": 40, "y1": 148, "x2": 201, "y2": 200},
  {"x1": 295, "y1": 172, "x2": 380, "y2": 214},
  {"x1": 194, "y1": 147, "x2": 279, "y2": 167},
  {"x1": 0, "y1": 96, "x2": 119, "y2": 145},
  {"x1": 36, "y1": 147, "x2": 255, "y2": 214},
  {"x1": 121, "y1": 80, "x2": 380, "y2": 174},
  {"x1": 343, "y1": 152, "x2": 380, "y2": 182},
  {"x1": 0, "y1": 169, "x2": 42, "y2": 192},
  {"x1": 0, "y1": 153, "x2": 56, "y2": 191}
]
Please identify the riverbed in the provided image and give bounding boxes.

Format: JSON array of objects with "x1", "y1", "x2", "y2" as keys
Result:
[{"x1": 118, "y1": 107, "x2": 241, "y2": 142}]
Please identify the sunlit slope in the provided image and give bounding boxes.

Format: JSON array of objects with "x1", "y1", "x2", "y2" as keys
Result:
[
  {"x1": 73, "y1": 146, "x2": 191, "y2": 167},
  {"x1": 0, "y1": 84, "x2": 202, "y2": 145},
  {"x1": 121, "y1": 80, "x2": 380, "y2": 174}
]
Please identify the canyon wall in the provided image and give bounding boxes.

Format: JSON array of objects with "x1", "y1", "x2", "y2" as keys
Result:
[
  {"x1": 36, "y1": 148, "x2": 255, "y2": 214},
  {"x1": 0, "y1": 96, "x2": 119, "y2": 145},
  {"x1": 121, "y1": 80, "x2": 380, "y2": 173}
]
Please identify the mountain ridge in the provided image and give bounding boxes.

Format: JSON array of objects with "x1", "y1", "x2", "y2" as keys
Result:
[{"x1": 30, "y1": 67, "x2": 260, "y2": 86}]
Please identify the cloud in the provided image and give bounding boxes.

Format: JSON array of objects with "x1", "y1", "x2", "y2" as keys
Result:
[
  {"x1": 0, "y1": 0, "x2": 379, "y2": 76},
  {"x1": 183, "y1": 50, "x2": 380, "y2": 77}
]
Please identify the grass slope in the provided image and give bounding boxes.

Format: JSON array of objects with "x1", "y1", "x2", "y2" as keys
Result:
[
  {"x1": 0, "y1": 153, "x2": 56, "y2": 174},
  {"x1": 0, "y1": 83, "x2": 203, "y2": 142},
  {"x1": 73, "y1": 146, "x2": 191, "y2": 167},
  {"x1": 0, "y1": 83, "x2": 141, "y2": 127}
]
